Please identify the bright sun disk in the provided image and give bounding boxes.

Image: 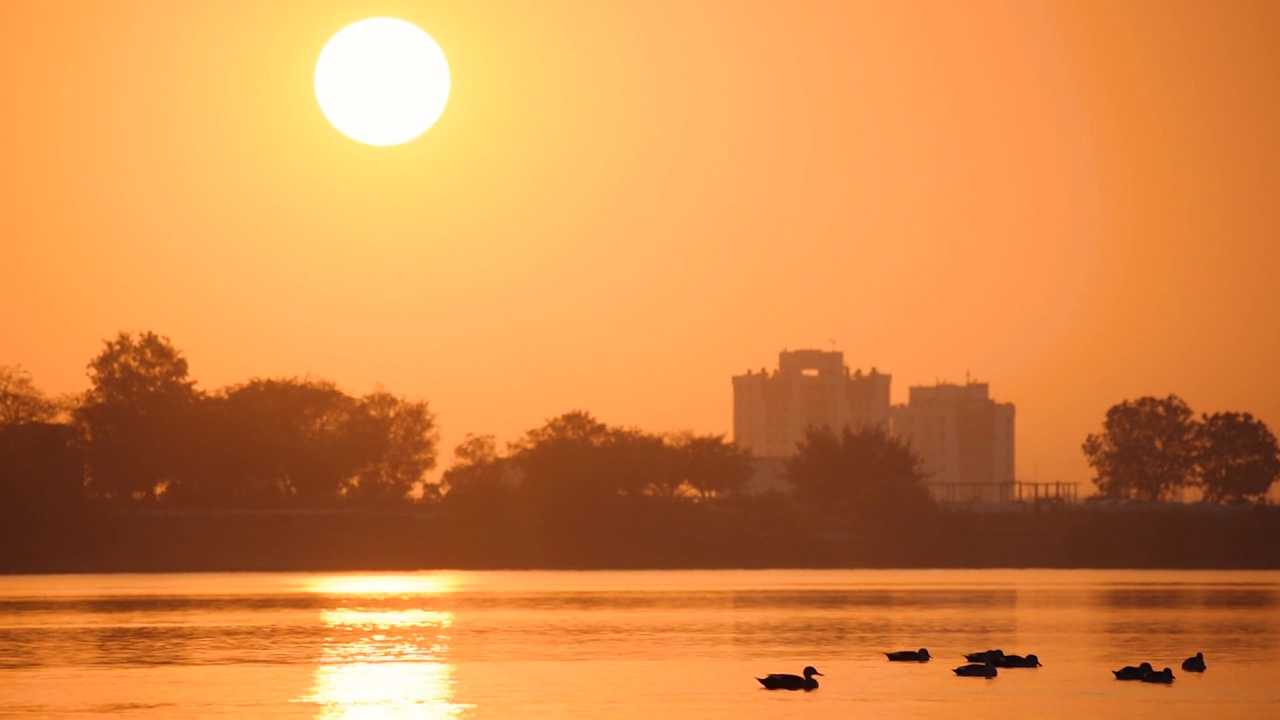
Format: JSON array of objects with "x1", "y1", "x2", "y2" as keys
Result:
[{"x1": 314, "y1": 17, "x2": 450, "y2": 146}]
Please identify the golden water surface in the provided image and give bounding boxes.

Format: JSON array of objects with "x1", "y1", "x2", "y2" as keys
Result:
[{"x1": 1, "y1": 570, "x2": 1277, "y2": 719}]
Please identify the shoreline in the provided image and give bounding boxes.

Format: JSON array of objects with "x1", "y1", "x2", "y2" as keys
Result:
[{"x1": 5, "y1": 503, "x2": 1279, "y2": 574}]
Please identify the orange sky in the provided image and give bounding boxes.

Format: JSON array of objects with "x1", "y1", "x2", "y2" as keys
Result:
[{"x1": 3, "y1": 0, "x2": 1278, "y2": 489}]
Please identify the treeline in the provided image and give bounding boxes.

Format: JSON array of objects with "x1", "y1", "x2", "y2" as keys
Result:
[
  {"x1": 435, "y1": 419, "x2": 931, "y2": 565},
  {"x1": 2, "y1": 332, "x2": 437, "y2": 509},
  {"x1": 1083, "y1": 395, "x2": 1280, "y2": 503},
  {"x1": 3, "y1": 332, "x2": 933, "y2": 522},
  {"x1": 3, "y1": 332, "x2": 944, "y2": 572}
]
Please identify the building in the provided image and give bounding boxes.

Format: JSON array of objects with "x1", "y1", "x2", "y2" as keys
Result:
[
  {"x1": 890, "y1": 382, "x2": 1015, "y2": 504},
  {"x1": 732, "y1": 349, "x2": 891, "y2": 459}
]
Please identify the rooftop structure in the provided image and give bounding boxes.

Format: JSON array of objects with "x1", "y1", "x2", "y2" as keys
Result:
[{"x1": 732, "y1": 350, "x2": 890, "y2": 459}]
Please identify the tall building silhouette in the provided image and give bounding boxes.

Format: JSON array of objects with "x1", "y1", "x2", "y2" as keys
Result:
[
  {"x1": 731, "y1": 349, "x2": 890, "y2": 459},
  {"x1": 891, "y1": 382, "x2": 1015, "y2": 503},
  {"x1": 732, "y1": 351, "x2": 1019, "y2": 502}
]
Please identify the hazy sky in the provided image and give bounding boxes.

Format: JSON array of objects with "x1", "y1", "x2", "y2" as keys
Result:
[{"x1": 3, "y1": 0, "x2": 1278, "y2": 488}]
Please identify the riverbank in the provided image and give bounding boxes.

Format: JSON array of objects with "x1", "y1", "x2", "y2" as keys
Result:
[{"x1": 4, "y1": 502, "x2": 1278, "y2": 573}]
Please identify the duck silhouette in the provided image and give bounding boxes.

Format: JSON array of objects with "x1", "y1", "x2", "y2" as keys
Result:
[
  {"x1": 953, "y1": 658, "x2": 998, "y2": 678},
  {"x1": 964, "y1": 649, "x2": 1004, "y2": 663},
  {"x1": 885, "y1": 648, "x2": 931, "y2": 662},
  {"x1": 757, "y1": 666, "x2": 822, "y2": 690},
  {"x1": 996, "y1": 653, "x2": 1041, "y2": 668},
  {"x1": 1141, "y1": 667, "x2": 1175, "y2": 684},
  {"x1": 1113, "y1": 662, "x2": 1153, "y2": 680},
  {"x1": 1181, "y1": 652, "x2": 1206, "y2": 672}
]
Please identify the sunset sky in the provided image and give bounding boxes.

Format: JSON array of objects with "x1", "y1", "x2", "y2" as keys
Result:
[{"x1": 3, "y1": 0, "x2": 1278, "y2": 489}]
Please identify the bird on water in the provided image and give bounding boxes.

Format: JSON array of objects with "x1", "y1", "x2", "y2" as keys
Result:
[
  {"x1": 885, "y1": 648, "x2": 931, "y2": 662},
  {"x1": 996, "y1": 653, "x2": 1041, "y2": 668},
  {"x1": 1141, "y1": 667, "x2": 1176, "y2": 684},
  {"x1": 953, "y1": 658, "x2": 998, "y2": 678},
  {"x1": 1182, "y1": 652, "x2": 1206, "y2": 672},
  {"x1": 756, "y1": 666, "x2": 823, "y2": 690},
  {"x1": 964, "y1": 649, "x2": 1004, "y2": 663},
  {"x1": 1112, "y1": 662, "x2": 1154, "y2": 680}
]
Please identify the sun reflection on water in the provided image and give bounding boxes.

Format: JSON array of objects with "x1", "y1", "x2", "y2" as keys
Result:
[
  {"x1": 304, "y1": 574, "x2": 460, "y2": 597},
  {"x1": 297, "y1": 601, "x2": 471, "y2": 719}
]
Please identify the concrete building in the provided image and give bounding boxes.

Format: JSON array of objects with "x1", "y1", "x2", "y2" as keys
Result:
[
  {"x1": 732, "y1": 349, "x2": 891, "y2": 459},
  {"x1": 891, "y1": 382, "x2": 1015, "y2": 504}
]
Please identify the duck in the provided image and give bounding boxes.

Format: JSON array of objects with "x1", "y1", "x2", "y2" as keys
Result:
[
  {"x1": 964, "y1": 649, "x2": 1004, "y2": 663},
  {"x1": 1141, "y1": 667, "x2": 1175, "y2": 684},
  {"x1": 885, "y1": 648, "x2": 931, "y2": 662},
  {"x1": 953, "y1": 658, "x2": 998, "y2": 678},
  {"x1": 996, "y1": 653, "x2": 1041, "y2": 668},
  {"x1": 1181, "y1": 652, "x2": 1206, "y2": 672},
  {"x1": 1112, "y1": 662, "x2": 1153, "y2": 680},
  {"x1": 757, "y1": 666, "x2": 822, "y2": 691}
]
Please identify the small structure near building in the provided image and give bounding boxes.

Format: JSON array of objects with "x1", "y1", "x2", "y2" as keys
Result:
[{"x1": 929, "y1": 480, "x2": 1080, "y2": 507}]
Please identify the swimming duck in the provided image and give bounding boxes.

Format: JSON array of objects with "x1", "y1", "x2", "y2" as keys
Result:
[
  {"x1": 885, "y1": 648, "x2": 931, "y2": 662},
  {"x1": 953, "y1": 658, "x2": 998, "y2": 678},
  {"x1": 997, "y1": 653, "x2": 1041, "y2": 668},
  {"x1": 964, "y1": 649, "x2": 1004, "y2": 663},
  {"x1": 1113, "y1": 662, "x2": 1154, "y2": 680},
  {"x1": 1141, "y1": 667, "x2": 1175, "y2": 684},
  {"x1": 757, "y1": 666, "x2": 822, "y2": 690},
  {"x1": 1181, "y1": 652, "x2": 1206, "y2": 672}
]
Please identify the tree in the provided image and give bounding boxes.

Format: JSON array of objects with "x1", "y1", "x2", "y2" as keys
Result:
[
  {"x1": 440, "y1": 434, "x2": 511, "y2": 499},
  {"x1": 604, "y1": 428, "x2": 669, "y2": 498},
  {"x1": 664, "y1": 432, "x2": 752, "y2": 499},
  {"x1": 0, "y1": 366, "x2": 61, "y2": 426},
  {"x1": 164, "y1": 380, "x2": 437, "y2": 508},
  {"x1": 1196, "y1": 412, "x2": 1280, "y2": 504},
  {"x1": 208, "y1": 378, "x2": 367, "y2": 505},
  {"x1": 84, "y1": 332, "x2": 195, "y2": 406},
  {"x1": 438, "y1": 433, "x2": 537, "y2": 562},
  {"x1": 787, "y1": 425, "x2": 928, "y2": 522},
  {"x1": 74, "y1": 332, "x2": 199, "y2": 502},
  {"x1": 348, "y1": 391, "x2": 439, "y2": 503},
  {"x1": 1082, "y1": 395, "x2": 1199, "y2": 501},
  {"x1": 509, "y1": 411, "x2": 622, "y2": 504}
]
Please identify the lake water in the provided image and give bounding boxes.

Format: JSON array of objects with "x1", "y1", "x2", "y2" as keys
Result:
[{"x1": 0, "y1": 570, "x2": 1277, "y2": 719}]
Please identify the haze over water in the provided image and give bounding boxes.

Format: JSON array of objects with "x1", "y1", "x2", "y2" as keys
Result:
[{"x1": 1, "y1": 570, "x2": 1276, "y2": 719}]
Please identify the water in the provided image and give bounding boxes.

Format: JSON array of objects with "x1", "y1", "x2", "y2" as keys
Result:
[{"x1": 1, "y1": 570, "x2": 1277, "y2": 719}]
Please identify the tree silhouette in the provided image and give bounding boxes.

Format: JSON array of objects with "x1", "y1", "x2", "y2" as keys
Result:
[
  {"x1": 210, "y1": 378, "x2": 368, "y2": 505},
  {"x1": 607, "y1": 428, "x2": 669, "y2": 497},
  {"x1": 1083, "y1": 395, "x2": 1199, "y2": 501},
  {"x1": 664, "y1": 432, "x2": 752, "y2": 499},
  {"x1": 508, "y1": 411, "x2": 623, "y2": 505},
  {"x1": 0, "y1": 365, "x2": 62, "y2": 426},
  {"x1": 348, "y1": 391, "x2": 438, "y2": 503},
  {"x1": 787, "y1": 425, "x2": 928, "y2": 523},
  {"x1": 1196, "y1": 412, "x2": 1280, "y2": 503},
  {"x1": 440, "y1": 434, "x2": 510, "y2": 499},
  {"x1": 74, "y1": 332, "x2": 199, "y2": 502}
]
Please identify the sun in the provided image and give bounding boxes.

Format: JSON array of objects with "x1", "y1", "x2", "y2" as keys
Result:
[{"x1": 314, "y1": 18, "x2": 451, "y2": 146}]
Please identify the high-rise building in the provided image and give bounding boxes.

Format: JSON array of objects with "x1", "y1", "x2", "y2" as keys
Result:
[
  {"x1": 731, "y1": 349, "x2": 891, "y2": 459},
  {"x1": 890, "y1": 382, "x2": 1015, "y2": 503}
]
